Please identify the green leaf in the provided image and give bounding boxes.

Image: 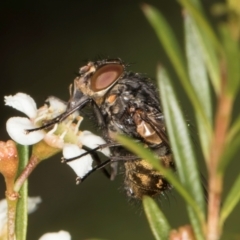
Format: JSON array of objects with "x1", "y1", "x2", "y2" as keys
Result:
[
  {"x1": 15, "y1": 145, "x2": 29, "y2": 240},
  {"x1": 158, "y1": 67, "x2": 205, "y2": 239},
  {"x1": 143, "y1": 196, "x2": 171, "y2": 240},
  {"x1": 185, "y1": 12, "x2": 212, "y2": 159},
  {"x1": 218, "y1": 134, "x2": 240, "y2": 173},
  {"x1": 142, "y1": 4, "x2": 186, "y2": 83},
  {"x1": 219, "y1": 24, "x2": 240, "y2": 97},
  {"x1": 117, "y1": 135, "x2": 204, "y2": 223},
  {"x1": 228, "y1": 115, "x2": 240, "y2": 143},
  {"x1": 218, "y1": 116, "x2": 240, "y2": 172},
  {"x1": 142, "y1": 4, "x2": 211, "y2": 136},
  {"x1": 178, "y1": 0, "x2": 221, "y2": 50},
  {"x1": 220, "y1": 174, "x2": 240, "y2": 227},
  {"x1": 177, "y1": 0, "x2": 222, "y2": 94}
]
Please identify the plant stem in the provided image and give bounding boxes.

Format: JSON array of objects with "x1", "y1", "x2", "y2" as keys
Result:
[
  {"x1": 14, "y1": 155, "x2": 39, "y2": 193},
  {"x1": 6, "y1": 193, "x2": 19, "y2": 240},
  {"x1": 207, "y1": 92, "x2": 232, "y2": 240}
]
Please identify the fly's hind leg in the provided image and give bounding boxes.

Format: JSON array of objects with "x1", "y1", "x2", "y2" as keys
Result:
[
  {"x1": 76, "y1": 155, "x2": 140, "y2": 184},
  {"x1": 62, "y1": 142, "x2": 121, "y2": 183},
  {"x1": 62, "y1": 142, "x2": 140, "y2": 184},
  {"x1": 85, "y1": 148, "x2": 111, "y2": 180}
]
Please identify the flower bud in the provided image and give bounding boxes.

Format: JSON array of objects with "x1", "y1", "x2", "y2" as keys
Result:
[
  {"x1": 169, "y1": 225, "x2": 196, "y2": 240},
  {"x1": 0, "y1": 140, "x2": 19, "y2": 193}
]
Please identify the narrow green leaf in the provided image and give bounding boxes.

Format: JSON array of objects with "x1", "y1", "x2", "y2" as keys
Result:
[
  {"x1": 185, "y1": 13, "x2": 212, "y2": 122},
  {"x1": 178, "y1": 0, "x2": 221, "y2": 50},
  {"x1": 117, "y1": 135, "x2": 204, "y2": 223},
  {"x1": 15, "y1": 145, "x2": 29, "y2": 240},
  {"x1": 158, "y1": 67, "x2": 205, "y2": 211},
  {"x1": 178, "y1": 0, "x2": 221, "y2": 94},
  {"x1": 187, "y1": 206, "x2": 204, "y2": 240},
  {"x1": 142, "y1": 4, "x2": 211, "y2": 135},
  {"x1": 220, "y1": 174, "x2": 240, "y2": 226},
  {"x1": 142, "y1": 4, "x2": 186, "y2": 83},
  {"x1": 219, "y1": 24, "x2": 240, "y2": 97},
  {"x1": 218, "y1": 116, "x2": 240, "y2": 172},
  {"x1": 227, "y1": 115, "x2": 240, "y2": 143},
  {"x1": 143, "y1": 196, "x2": 171, "y2": 240},
  {"x1": 185, "y1": 13, "x2": 212, "y2": 159},
  {"x1": 218, "y1": 134, "x2": 240, "y2": 173},
  {"x1": 158, "y1": 67, "x2": 205, "y2": 239}
]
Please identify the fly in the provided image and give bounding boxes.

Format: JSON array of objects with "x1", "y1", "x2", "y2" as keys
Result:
[{"x1": 28, "y1": 58, "x2": 175, "y2": 199}]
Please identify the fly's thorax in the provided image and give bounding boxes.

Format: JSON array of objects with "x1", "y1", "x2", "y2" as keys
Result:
[
  {"x1": 98, "y1": 81, "x2": 134, "y2": 138},
  {"x1": 99, "y1": 77, "x2": 166, "y2": 147},
  {"x1": 124, "y1": 153, "x2": 174, "y2": 199}
]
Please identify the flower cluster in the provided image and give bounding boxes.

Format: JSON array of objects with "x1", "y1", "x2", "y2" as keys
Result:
[
  {"x1": 1, "y1": 92, "x2": 111, "y2": 240},
  {"x1": 5, "y1": 92, "x2": 110, "y2": 179}
]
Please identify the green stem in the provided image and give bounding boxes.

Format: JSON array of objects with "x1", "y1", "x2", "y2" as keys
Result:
[{"x1": 14, "y1": 145, "x2": 30, "y2": 240}]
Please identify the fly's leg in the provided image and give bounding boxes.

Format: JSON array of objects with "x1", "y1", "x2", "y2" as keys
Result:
[
  {"x1": 76, "y1": 159, "x2": 111, "y2": 184},
  {"x1": 62, "y1": 141, "x2": 139, "y2": 184},
  {"x1": 26, "y1": 95, "x2": 91, "y2": 133},
  {"x1": 62, "y1": 142, "x2": 121, "y2": 183},
  {"x1": 86, "y1": 149, "x2": 111, "y2": 180},
  {"x1": 75, "y1": 155, "x2": 140, "y2": 184},
  {"x1": 61, "y1": 142, "x2": 121, "y2": 163}
]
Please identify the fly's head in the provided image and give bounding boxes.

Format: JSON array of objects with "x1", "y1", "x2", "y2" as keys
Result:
[{"x1": 73, "y1": 58, "x2": 126, "y2": 105}]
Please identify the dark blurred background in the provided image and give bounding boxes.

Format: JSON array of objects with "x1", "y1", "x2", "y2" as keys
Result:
[{"x1": 1, "y1": 0, "x2": 239, "y2": 239}]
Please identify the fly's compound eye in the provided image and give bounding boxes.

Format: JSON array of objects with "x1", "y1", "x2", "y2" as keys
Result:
[{"x1": 90, "y1": 64, "x2": 124, "y2": 92}]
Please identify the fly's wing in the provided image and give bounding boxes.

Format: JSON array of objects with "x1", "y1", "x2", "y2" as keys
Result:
[
  {"x1": 124, "y1": 76, "x2": 169, "y2": 148},
  {"x1": 141, "y1": 111, "x2": 169, "y2": 146},
  {"x1": 128, "y1": 96, "x2": 169, "y2": 148},
  {"x1": 133, "y1": 102, "x2": 209, "y2": 201}
]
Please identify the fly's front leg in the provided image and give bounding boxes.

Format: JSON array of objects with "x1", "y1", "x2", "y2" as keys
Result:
[
  {"x1": 91, "y1": 100, "x2": 117, "y2": 178},
  {"x1": 92, "y1": 100, "x2": 109, "y2": 139},
  {"x1": 76, "y1": 159, "x2": 111, "y2": 184}
]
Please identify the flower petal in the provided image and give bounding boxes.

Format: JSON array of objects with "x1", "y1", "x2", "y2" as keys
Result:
[
  {"x1": 46, "y1": 96, "x2": 67, "y2": 113},
  {"x1": 0, "y1": 196, "x2": 42, "y2": 232},
  {"x1": 0, "y1": 198, "x2": 7, "y2": 228},
  {"x1": 63, "y1": 144, "x2": 93, "y2": 178},
  {"x1": 6, "y1": 117, "x2": 44, "y2": 145},
  {"x1": 39, "y1": 230, "x2": 71, "y2": 240},
  {"x1": 78, "y1": 131, "x2": 110, "y2": 157},
  {"x1": 4, "y1": 93, "x2": 37, "y2": 119},
  {"x1": 28, "y1": 196, "x2": 42, "y2": 214}
]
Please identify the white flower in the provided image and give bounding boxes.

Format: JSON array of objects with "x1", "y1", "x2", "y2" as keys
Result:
[
  {"x1": 63, "y1": 131, "x2": 112, "y2": 179},
  {"x1": 63, "y1": 144, "x2": 93, "y2": 178},
  {"x1": 5, "y1": 93, "x2": 74, "y2": 146},
  {"x1": 39, "y1": 230, "x2": 71, "y2": 240},
  {"x1": 5, "y1": 93, "x2": 45, "y2": 145},
  {"x1": 78, "y1": 130, "x2": 110, "y2": 157},
  {"x1": 0, "y1": 197, "x2": 41, "y2": 237},
  {"x1": 5, "y1": 92, "x2": 111, "y2": 179}
]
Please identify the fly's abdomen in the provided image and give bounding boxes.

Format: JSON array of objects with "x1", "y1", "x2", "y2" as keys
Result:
[{"x1": 124, "y1": 154, "x2": 174, "y2": 199}]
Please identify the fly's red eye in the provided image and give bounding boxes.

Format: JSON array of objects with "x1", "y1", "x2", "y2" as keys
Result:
[{"x1": 90, "y1": 64, "x2": 124, "y2": 92}]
